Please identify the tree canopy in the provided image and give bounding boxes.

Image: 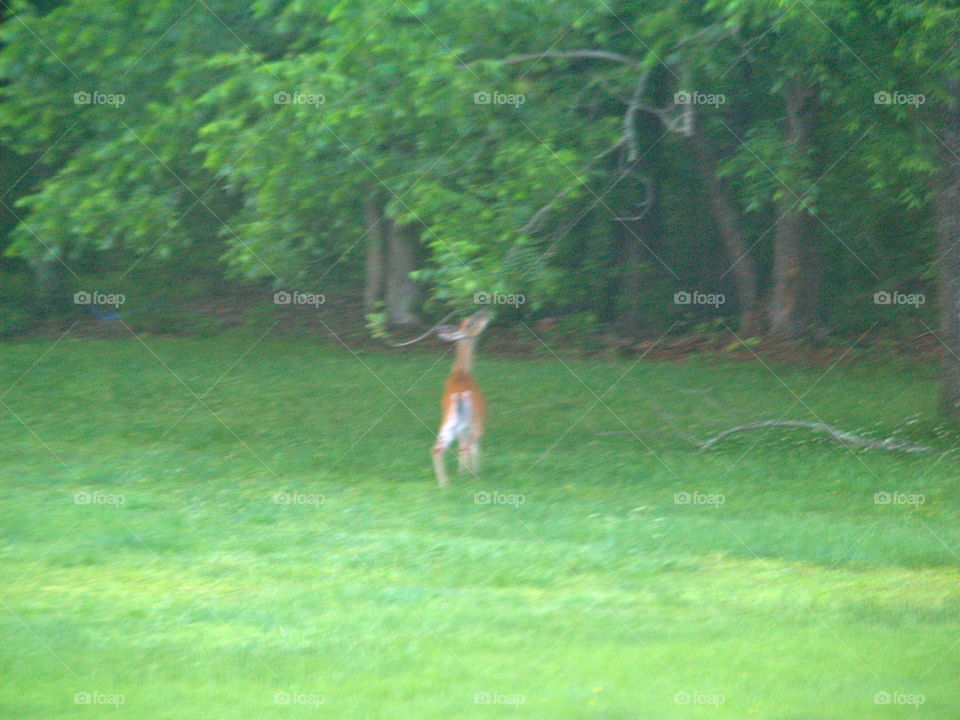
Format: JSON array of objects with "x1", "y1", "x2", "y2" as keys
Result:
[{"x1": 1, "y1": 0, "x2": 958, "y2": 350}]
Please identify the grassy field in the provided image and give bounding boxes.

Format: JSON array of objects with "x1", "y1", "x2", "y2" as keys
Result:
[{"x1": 1, "y1": 333, "x2": 959, "y2": 718}]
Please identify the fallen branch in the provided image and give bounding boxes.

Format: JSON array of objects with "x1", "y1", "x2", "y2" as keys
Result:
[
  {"x1": 698, "y1": 420, "x2": 933, "y2": 453},
  {"x1": 599, "y1": 419, "x2": 934, "y2": 453}
]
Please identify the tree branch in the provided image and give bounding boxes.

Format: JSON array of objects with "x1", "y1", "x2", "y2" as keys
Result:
[
  {"x1": 615, "y1": 175, "x2": 655, "y2": 222},
  {"x1": 382, "y1": 311, "x2": 457, "y2": 347},
  {"x1": 497, "y1": 50, "x2": 642, "y2": 66},
  {"x1": 521, "y1": 181, "x2": 580, "y2": 234},
  {"x1": 622, "y1": 70, "x2": 651, "y2": 162},
  {"x1": 520, "y1": 139, "x2": 626, "y2": 235}
]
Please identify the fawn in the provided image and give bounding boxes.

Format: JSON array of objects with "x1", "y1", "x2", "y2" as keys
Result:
[{"x1": 432, "y1": 311, "x2": 490, "y2": 487}]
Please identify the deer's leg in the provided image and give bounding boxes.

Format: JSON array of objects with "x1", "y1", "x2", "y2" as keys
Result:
[
  {"x1": 468, "y1": 442, "x2": 480, "y2": 476},
  {"x1": 432, "y1": 440, "x2": 450, "y2": 488},
  {"x1": 464, "y1": 423, "x2": 483, "y2": 477},
  {"x1": 457, "y1": 426, "x2": 471, "y2": 475},
  {"x1": 432, "y1": 418, "x2": 456, "y2": 488}
]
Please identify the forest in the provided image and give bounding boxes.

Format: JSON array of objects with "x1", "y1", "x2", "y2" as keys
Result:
[{"x1": 0, "y1": 3, "x2": 957, "y2": 395}]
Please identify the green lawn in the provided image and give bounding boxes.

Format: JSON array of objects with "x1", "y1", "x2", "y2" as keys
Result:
[{"x1": 1, "y1": 334, "x2": 958, "y2": 718}]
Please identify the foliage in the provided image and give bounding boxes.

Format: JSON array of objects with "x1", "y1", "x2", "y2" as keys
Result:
[{"x1": 0, "y1": 0, "x2": 955, "y2": 333}]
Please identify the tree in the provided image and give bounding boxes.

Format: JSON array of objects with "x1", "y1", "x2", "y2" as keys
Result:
[
  {"x1": 935, "y1": 80, "x2": 960, "y2": 417},
  {"x1": 864, "y1": 1, "x2": 960, "y2": 416},
  {"x1": 0, "y1": 0, "x2": 943, "y2": 349}
]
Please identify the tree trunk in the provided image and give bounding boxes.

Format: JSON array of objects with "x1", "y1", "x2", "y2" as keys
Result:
[
  {"x1": 766, "y1": 82, "x2": 821, "y2": 339},
  {"x1": 936, "y1": 81, "x2": 960, "y2": 418},
  {"x1": 362, "y1": 193, "x2": 386, "y2": 312},
  {"x1": 614, "y1": 169, "x2": 665, "y2": 337},
  {"x1": 30, "y1": 256, "x2": 64, "y2": 318},
  {"x1": 767, "y1": 198, "x2": 820, "y2": 337},
  {"x1": 385, "y1": 221, "x2": 420, "y2": 326},
  {"x1": 615, "y1": 221, "x2": 646, "y2": 337},
  {"x1": 690, "y1": 127, "x2": 764, "y2": 335}
]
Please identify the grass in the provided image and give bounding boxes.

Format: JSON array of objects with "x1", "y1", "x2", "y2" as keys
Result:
[{"x1": 1, "y1": 333, "x2": 959, "y2": 718}]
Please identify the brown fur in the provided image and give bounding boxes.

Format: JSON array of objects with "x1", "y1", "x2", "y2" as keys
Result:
[{"x1": 431, "y1": 312, "x2": 490, "y2": 487}]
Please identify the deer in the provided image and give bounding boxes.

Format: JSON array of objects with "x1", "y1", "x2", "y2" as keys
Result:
[{"x1": 432, "y1": 310, "x2": 491, "y2": 488}]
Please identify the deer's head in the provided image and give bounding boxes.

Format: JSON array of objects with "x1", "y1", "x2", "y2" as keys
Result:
[{"x1": 436, "y1": 311, "x2": 490, "y2": 342}]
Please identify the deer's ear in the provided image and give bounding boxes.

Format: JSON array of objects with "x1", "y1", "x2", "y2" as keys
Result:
[{"x1": 435, "y1": 325, "x2": 465, "y2": 341}]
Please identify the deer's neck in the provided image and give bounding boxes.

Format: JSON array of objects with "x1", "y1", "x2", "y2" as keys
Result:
[{"x1": 452, "y1": 338, "x2": 476, "y2": 375}]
